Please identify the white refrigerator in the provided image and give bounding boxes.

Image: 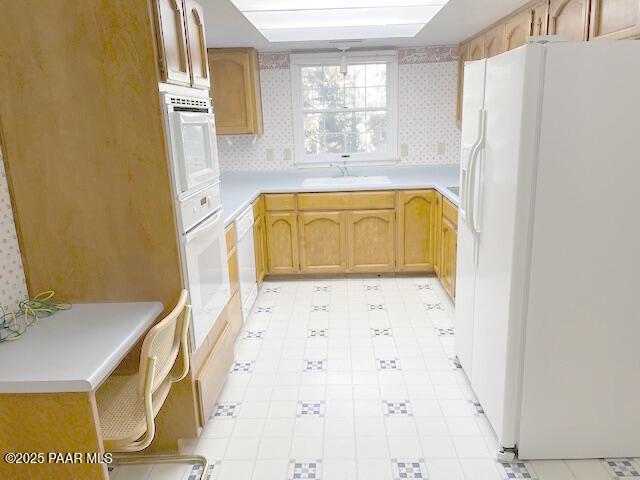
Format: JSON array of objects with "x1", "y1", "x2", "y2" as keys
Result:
[{"x1": 456, "y1": 40, "x2": 640, "y2": 460}]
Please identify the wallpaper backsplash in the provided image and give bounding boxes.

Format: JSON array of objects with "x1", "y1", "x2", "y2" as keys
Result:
[
  {"x1": 217, "y1": 46, "x2": 461, "y2": 171},
  {"x1": 0, "y1": 148, "x2": 27, "y2": 312}
]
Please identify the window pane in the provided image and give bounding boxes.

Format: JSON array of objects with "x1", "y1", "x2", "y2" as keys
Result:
[
  {"x1": 304, "y1": 113, "x2": 324, "y2": 136},
  {"x1": 366, "y1": 64, "x2": 387, "y2": 87},
  {"x1": 344, "y1": 87, "x2": 366, "y2": 109},
  {"x1": 345, "y1": 64, "x2": 366, "y2": 88},
  {"x1": 366, "y1": 87, "x2": 386, "y2": 109},
  {"x1": 323, "y1": 112, "x2": 346, "y2": 133},
  {"x1": 346, "y1": 133, "x2": 367, "y2": 153},
  {"x1": 366, "y1": 111, "x2": 387, "y2": 131},
  {"x1": 302, "y1": 66, "x2": 323, "y2": 90},
  {"x1": 325, "y1": 134, "x2": 345, "y2": 153},
  {"x1": 303, "y1": 88, "x2": 324, "y2": 110},
  {"x1": 304, "y1": 135, "x2": 322, "y2": 154}
]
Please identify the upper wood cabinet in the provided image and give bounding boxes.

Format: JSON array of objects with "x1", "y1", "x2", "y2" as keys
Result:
[
  {"x1": 154, "y1": 0, "x2": 210, "y2": 89},
  {"x1": 266, "y1": 212, "x2": 299, "y2": 274},
  {"x1": 397, "y1": 190, "x2": 438, "y2": 272},
  {"x1": 299, "y1": 212, "x2": 347, "y2": 273},
  {"x1": 549, "y1": 0, "x2": 590, "y2": 40},
  {"x1": 532, "y1": 1, "x2": 550, "y2": 35},
  {"x1": 347, "y1": 210, "x2": 396, "y2": 273},
  {"x1": 208, "y1": 48, "x2": 264, "y2": 135},
  {"x1": 589, "y1": 0, "x2": 640, "y2": 39},
  {"x1": 485, "y1": 24, "x2": 506, "y2": 57},
  {"x1": 468, "y1": 36, "x2": 486, "y2": 60},
  {"x1": 154, "y1": 0, "x2": 191, "y2": 86},
  {"x1": 184, "y1": 0, "x2": 210, "y2": 89},
  {"x1": 505, "y1": 8, "x2": 534, "y2": 50}
]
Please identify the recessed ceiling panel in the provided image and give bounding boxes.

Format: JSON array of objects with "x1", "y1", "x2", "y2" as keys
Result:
[{"x1": 229, "y1": 1, "x2": 449, "y2": 42}]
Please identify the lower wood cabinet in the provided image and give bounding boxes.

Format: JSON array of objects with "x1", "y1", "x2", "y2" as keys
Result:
[
  {"x1": 397, "y1": 190, "x2": 438, "y2": 272},
  {"x1": 347, "y1": 210, "x2": 396, "y2": 272},
  {"x1": 253, "y1": 214, "x2": 267, "y2": 284},
  {"x1": 439, "y1": 198, "x2": 459, "y2": 300},
  {"x1": 299, "y1": 212, "x2": 347, "y2": 273},
  {"x1": 265, "y1": 212, "x2": 299, "y2": 274}
]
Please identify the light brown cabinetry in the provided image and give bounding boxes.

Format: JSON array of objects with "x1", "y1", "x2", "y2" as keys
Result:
[
  {"x1": 299, "y1": 212, "x2": 347, "y2": 273},
  {"x1": 484, "y1": 24, "x2": 506, "y2": 57},
  {"x1": 505, "y1": 9, "x2": 535, "y2": 50},
  {"x1": 532, "y1": 1, "x2": 550, "y2": 35},
  {"x1": 154, "y1": 0, "x2": 210, "y2": 89},
  {"x1": 347, "y1": 210, "x2": 396, "y2": 273},
  {"x1": 468, "y1": 36, "x2": 486, "y2": 60},
  {"x1": 184, "y1": 0, "x2": 210, "y2": 89},
  {"x1": 154, "y1": 0, "x2": 191, "y2": 86},
  {"x1": 549, "y1": 0, "x2": 590, "y2": 40},
  {"x1": 438, "y1": 198, "x2": 459, "y2": 300},
  {"x1": 266, "y1": 212, "x2": 299, "y2": 274},
  {"x1": 397, "y1": 190, "x2": 438, "y2": 272},
  {"x1": 253, "y1": 199, "x2": 267, "y2": 285},
  {"x1": 589, "y1": 0, "x2": 640, "y2": 39},
  {"x1": 208, "y1": 48, "x2": 264, "y2": 135}
]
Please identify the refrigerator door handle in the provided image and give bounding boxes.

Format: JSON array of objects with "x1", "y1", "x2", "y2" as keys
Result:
[{"x1": 467, "y1": 109, "x2": 486, "y2": 238}]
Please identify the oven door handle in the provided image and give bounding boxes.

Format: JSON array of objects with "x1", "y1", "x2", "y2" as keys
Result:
[{"x1": 185, "y1": 210, "x2": 223, "y2": 243}]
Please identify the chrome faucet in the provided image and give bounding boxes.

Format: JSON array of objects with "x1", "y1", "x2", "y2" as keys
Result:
[{"x1": 329, "y1": 163, "x2": 349, "y2": 178}]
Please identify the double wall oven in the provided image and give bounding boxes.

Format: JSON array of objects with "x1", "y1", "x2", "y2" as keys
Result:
[{"x1": 163, "y1": 93, "x2": 229, "y2": 350}]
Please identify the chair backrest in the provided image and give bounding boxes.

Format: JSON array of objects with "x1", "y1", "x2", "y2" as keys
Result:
[{"x1": 138, "y1": 290, "x2": 191, "y2": 395}]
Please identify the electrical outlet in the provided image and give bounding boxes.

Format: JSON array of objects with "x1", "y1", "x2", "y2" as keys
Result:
[
  {"x1": 283, "y1": 147, "x2": 292, "y2": 161},
  {"x1": 266, "y1": 148, "x2": 274, "y2": 162},
  {"x1": 400, "y1": 144, "x2": 409, "y2": 157},
  {"x1": 437, "y1": 142, "x2": 446, "y2": 155}
]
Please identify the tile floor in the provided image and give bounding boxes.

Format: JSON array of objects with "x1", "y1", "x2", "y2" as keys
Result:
[{"x1": 111, "y1": 276, "x2": 640, "y2": 480}]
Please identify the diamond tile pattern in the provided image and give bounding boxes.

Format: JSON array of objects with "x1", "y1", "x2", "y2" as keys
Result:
[{"x1": 111, "y1": 276, "x2": 632, "y2": 480}]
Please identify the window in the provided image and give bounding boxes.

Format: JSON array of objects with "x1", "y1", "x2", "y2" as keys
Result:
[{"x1": 290, "y1": 51, "x2": 398, "y2": 166}]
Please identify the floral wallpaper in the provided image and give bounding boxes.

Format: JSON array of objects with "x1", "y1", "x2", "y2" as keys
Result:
[
  {"x1": 0, "y1": 147, "x2": 27, "y2": 312},
  {"x1": 217, "y1": 47, "x2": 461, "y2": 171}
]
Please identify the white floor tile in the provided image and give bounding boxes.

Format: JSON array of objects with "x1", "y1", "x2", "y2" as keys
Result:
[
  {"x1": 530, "y1": 460, "x2": 577, "y2": 480},
  {"x1": 251, "y1": 459, "x2": 289, "y2": 480},
  {"x1": 425, "y1": 459, "x2": 466, "y2": 480},
  {"x1": 420, "y1": 435, "x2": 457, "y2": 458}
]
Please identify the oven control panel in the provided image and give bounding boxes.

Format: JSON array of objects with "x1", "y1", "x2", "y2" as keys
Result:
[{"x1": 179, "y1": 183, "x2": 222, "y2": 233}]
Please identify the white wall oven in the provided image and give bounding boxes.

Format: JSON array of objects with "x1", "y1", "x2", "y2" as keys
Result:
[{"x1": 163, "y1": 93, "x2": 229, "y2": 350}]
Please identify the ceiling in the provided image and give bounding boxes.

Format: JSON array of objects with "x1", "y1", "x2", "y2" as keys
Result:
[{"x1": 201, "y1": 0, "x2": 532, "y2": 51}]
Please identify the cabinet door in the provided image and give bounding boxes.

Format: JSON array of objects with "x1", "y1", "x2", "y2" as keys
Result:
[
  {"x1": 531, "y1": 1, "x2": 550, "y2": 36},
  {"x1": 484, "y1": 24, "x2": 506, "y2": 58},
  {"x1": 299, "y1": 212, "x2": 347, "y2": 273},
  {"x1": 154, "y1": 0, "x2": 191, "y2": 86},
  {"x1": 347, "y1": 210, "x2": 395, "y2": 273},
  {"x1": 184, "y1": 0, "x2": 210, "y2": 89},
  {"x1": 433, "y1": 193, "x2": 443, "y2": 277},
  {"x1": 589, "y1": 0, "x2": 640, "y2": 39},
  {"x1": 549, "y1": 0, "x2": 590, "y2": 40},
  {"x1": 253, "y1": 215, "x2": 266, "y2": 284},
  {"x1": 209, "y1": 49, "x2": 263, "y2": 135},
  {"x1": 266, "y1": 213, "x2": 299, "y2": 274},
  {"x1": 397, "y1": 190, "x2": 438, "y2": 272},
  {"x1": 505, "y1": 9, "x2": 534, "y2": 51},
  {"x1": 440, "y1": 215, "x2": 458, "y2": 300},
  {"x1": 468, "y1": 36, "x2": 486, "y2": 60}
]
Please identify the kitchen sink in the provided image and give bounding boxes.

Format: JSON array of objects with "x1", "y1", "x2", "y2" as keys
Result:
[{"x1": 302, "y1": 176, "x2": 392, "y2": 188}]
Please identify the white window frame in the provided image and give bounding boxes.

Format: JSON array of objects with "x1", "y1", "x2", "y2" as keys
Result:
[{"x1": 290, "y1": 50, "x2": 399, "y2": 167}]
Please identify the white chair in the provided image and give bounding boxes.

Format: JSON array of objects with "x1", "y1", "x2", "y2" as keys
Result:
[{"x1": 96, "y1": 290, "x2": 207, "y2": 478}]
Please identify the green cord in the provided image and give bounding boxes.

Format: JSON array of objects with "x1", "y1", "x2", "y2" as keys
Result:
[{"x1": 0, "y1": 291, "x2": 71, "y2": 343}]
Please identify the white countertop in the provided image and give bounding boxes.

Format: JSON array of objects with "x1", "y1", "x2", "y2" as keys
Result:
[
  {"x1": 220, "y1": 165, "x2": 460, "y2": 226},
  {"x1": 0, "y1": 302, "x2": 163, "y2": 394}
]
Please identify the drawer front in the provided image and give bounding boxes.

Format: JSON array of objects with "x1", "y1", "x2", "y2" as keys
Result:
[
  {"x1": 225, "y1": 224, "x2": 236, "y2": 254},
  {"x1": 264, "y1": 193, "x2": 296, "y2": 211},
  {"x1": 298, "y1": 191, "x2": 396, "y2": 211},
  {"x1": 443, "y1": 198, "x2": 458, "y2": 226},
  {"x1": 195, "y1": 321, "x2": 235, "y2": 425}
]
